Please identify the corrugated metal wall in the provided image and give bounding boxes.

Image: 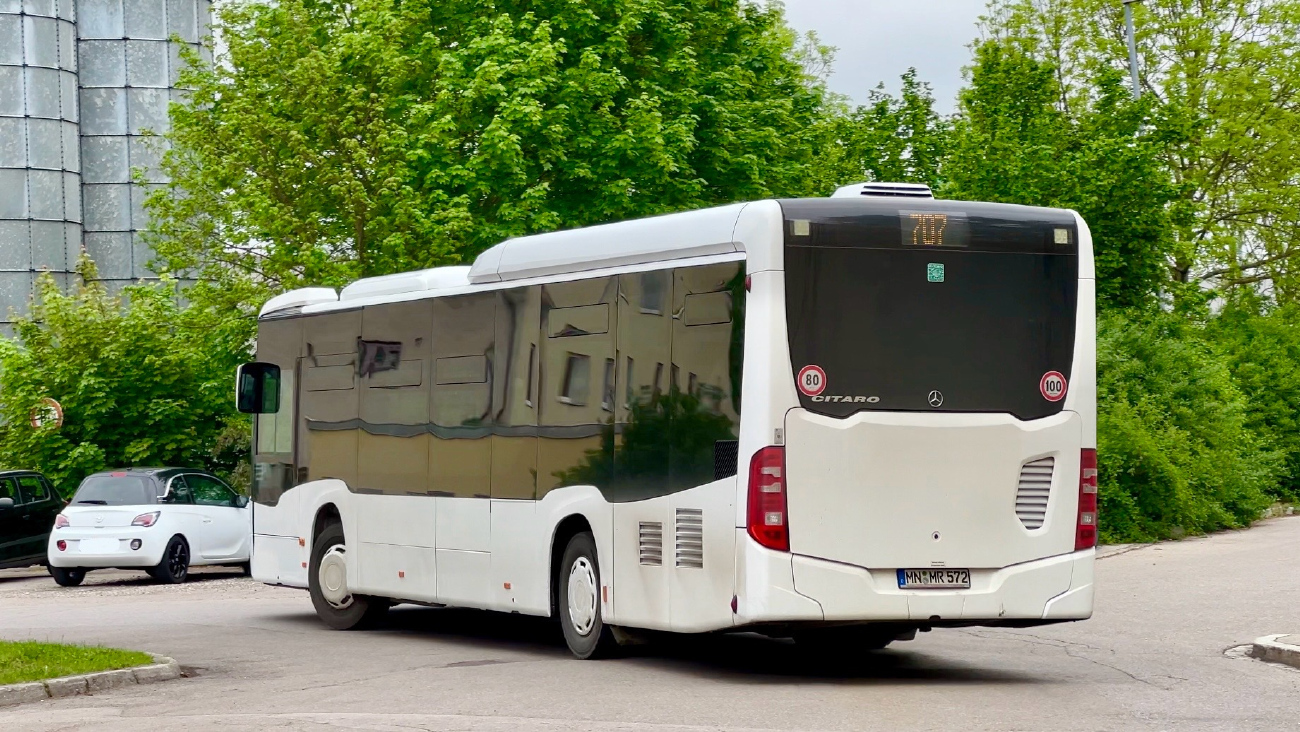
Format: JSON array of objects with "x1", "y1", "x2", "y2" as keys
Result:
[
  {"x1": 0, "y1": 0, "x2": 208, "y2": 334},
  {"x1": 0, "y1": 0, "x2": 82, "y2": 336}
]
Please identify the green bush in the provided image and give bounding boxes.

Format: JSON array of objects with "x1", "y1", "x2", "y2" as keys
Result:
[
  {"x1": 1097, "y1": 310, "x2": 1280, "y2": 542},
  {"x1": 0, "y1": 257, "x2": 253, "y2": 496},
  {"x1": 1206, "y1": 302, "x2": 1300, "y2": 503}
]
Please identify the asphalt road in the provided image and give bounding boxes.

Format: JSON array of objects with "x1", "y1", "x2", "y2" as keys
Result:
[{"x1": 1, "y1": 517, "x2": 1297, "y2": 732}]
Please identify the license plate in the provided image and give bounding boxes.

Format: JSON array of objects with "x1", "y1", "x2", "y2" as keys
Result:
[
  {"x1": 897, "y1": 568, "x2": 970, "y2": 589},
  {"x1": 79, "y1": 537, "x2": 120, "y2": 554}
]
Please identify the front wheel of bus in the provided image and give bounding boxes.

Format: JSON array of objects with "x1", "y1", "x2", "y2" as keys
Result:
[
  {"x1": 558, "y1": 532, "x2": 617, "y2": 659},
  {"x1": 309, "y1": 522, "x2": 388, "y2": 630}
]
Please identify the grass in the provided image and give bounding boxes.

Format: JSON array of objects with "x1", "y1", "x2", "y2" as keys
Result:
[{"x1": 0, "y1": 640, "x2": 153, "y2": 685}]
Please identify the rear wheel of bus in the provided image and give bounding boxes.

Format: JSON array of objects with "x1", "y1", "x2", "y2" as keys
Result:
[{"x1": 558, "y1": 532, "x2": 618, "y2": 659}]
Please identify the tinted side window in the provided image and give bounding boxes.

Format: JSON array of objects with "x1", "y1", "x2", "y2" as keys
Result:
[
  {"x1": 189, "y1": 475, "x2": 237, "y2": 507},
  {"x1": 539, "y1": 278, "x2": 617, "y2": 497},
  {"x1": 17, "y1": 476, "x2": 49, "y2": 504},
  {"x1": 0, "y1": 478, "x2": 16, "y2": 502},
  {"x1": 167, "y1": 477, "x2": 194, "y2": 504}
]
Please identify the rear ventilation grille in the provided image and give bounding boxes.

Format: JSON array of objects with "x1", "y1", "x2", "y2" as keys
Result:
[
  {"x1": 638, "y1": 522, "x2": 663, "y2": 566},
  {"x1": 1016, "y1": 457, "x2": 1055, "y2": 529},
  {"x1": 831, "y1": 181, "x2": 935, "y2": 199},
  {"x1": 674, "y1": 509, "x2": 704, "y2": 569}
]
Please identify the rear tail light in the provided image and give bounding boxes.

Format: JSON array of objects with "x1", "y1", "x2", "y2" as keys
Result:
[
  {"x1": 131, "y1": 511, "x2": 161, "y2": 528},
  {"x1": 54, "y1": 514, "x2": 69, "y2": 529},
  {"x1": 747, "y1": 446, "x2": 789, "y2": 552},
  {"x1": 1076, "y1": 449, "x2": 1098, "y2": 550}
]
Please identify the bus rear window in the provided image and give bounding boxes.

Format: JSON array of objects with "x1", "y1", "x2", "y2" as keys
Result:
[{"x1": 781, "y1": 199, "x2": 1078, "y2": 421}]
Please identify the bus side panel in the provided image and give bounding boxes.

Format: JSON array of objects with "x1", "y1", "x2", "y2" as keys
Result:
[
  {"x1": 1069, "y1": 276, "x2": 1097, "y2": 449},
  {"x1": 668, "y1": 478, "x2": 738, "y2": 632},
  {"x1": 731, "y1": 270, "x2": 800, "y2": 529},
  {"x1": 489, "y1": 498, "x2": 546, "y2": 614},
  {"x1": 609, "y1": 497, "x2": 671, "y2": 629},
  {"x1": 354, "y1": 494, "x2": 438, "y2": 603}
]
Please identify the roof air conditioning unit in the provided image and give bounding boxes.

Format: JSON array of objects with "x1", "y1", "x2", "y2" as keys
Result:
[{"x1": 830, "y1": 182, "x2": 934, "y2": 199}]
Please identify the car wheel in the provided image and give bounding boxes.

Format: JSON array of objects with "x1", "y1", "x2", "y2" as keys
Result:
[
  {"x1": 557, "y1": 531, "x2": 618, "y2": 659},
  {"x1": 309, "y1": 521, "x2": 388, "y2": 630},
  {"x1": 49, "y1": 566, "x2": 86, "y2": 587},
  {"x1": 151, "y1": 536, "x2": 190, "y2": 584}
]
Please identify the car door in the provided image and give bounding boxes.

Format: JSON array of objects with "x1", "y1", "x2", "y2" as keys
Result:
[
  {"x1": 15, "y1": 474, "x2": 56, "y2": 563},
  {"x1": 160, "y1": 474, "x2": 206, "y2": 552},
  {"x1": 0, "y1": 477, "x2": 20, "y2": 565},
  {"x1": 186, "y1": 474, "x2": 250, "y2": 560}
]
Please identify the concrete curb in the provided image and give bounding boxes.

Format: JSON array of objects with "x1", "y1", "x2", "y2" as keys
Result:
[
  {"x1": 0, "y1": 654, "x2": 180, "y2": 708},
  {"x1": 1250, "y1": 635, "x2": 1300, "y2": 670}
]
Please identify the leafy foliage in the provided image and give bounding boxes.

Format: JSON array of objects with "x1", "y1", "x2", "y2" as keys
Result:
[
  {"x1": 148, "y1": 0, "x2": 835, "y2": 310},
  {"x1": 1207, "y1": 299, "x2": 1300, "y2": 502},
  {"x1": 0, "y1": 258, "x2": 252, "y2": 496},
  {"x1": 983, "y1": 0, "x2": 1300, "y2": 297},
  {"x1": 1096, "y1": 309, "x2": 1280, "y2": 541},
  {"x1": 946, "y1": 40, "x2": 1180, "y2": 309}
]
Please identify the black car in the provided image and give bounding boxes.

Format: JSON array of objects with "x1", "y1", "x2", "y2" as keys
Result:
[{"x1": 0, "y1": 471, "x2": 63, "y2": 569}]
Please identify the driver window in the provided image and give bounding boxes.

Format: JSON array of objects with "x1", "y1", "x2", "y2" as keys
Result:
[
  {"x1": 189, "y1": 475, "x2": 237, "y2": 507},
  {"x1": 167, "y1": 477, "x2": 194, "y2": 504},
  {"x1": 17, "y1": 475, "x2": 49, "y2": 504},
  {"x1": 0, "y1": 478, "x2": 15, "y2": 502}
]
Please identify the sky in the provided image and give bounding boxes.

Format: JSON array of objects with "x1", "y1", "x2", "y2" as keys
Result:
[{"x1": 780, "y1": 0, "x2": 990, "y2": 113}]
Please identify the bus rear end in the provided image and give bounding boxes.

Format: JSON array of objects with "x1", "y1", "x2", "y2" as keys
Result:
[{"x1": 737, "y1": 195, "x2": 1095, "y2": 634}]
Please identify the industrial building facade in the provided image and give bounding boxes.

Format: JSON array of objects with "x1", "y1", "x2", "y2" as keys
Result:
[{"x1": 0, "y1": 0, "x2": 209, "y2": 335}]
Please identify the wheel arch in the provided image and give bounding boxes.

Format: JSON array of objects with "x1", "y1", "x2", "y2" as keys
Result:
[
  {"x1": 549, "y1": 513, "x2": 594, "y2": 618},
  {"x1": 312, "y1": 502, "x2": 342, "y2": 548}
]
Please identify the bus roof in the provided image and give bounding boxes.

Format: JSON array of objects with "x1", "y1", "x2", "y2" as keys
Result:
[{"x1": 259, "y1": 194, "x2": 1087, "y2": 319}]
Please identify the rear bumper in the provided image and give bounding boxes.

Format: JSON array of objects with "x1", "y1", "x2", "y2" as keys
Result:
[
  {"x1": 46, "y1": 529, "x2": 166, "y2": 568},
  {"x1": 735, "y1": 535, "x2": 1093, "y2": 627}
]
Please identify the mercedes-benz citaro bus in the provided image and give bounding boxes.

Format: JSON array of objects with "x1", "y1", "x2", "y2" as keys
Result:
[{"x1": 235, "y1": 182, "x2": 1096, "y2": 659}]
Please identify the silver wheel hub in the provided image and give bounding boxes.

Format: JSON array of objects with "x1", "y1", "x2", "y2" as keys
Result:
[
  {"x1": 567, "y1": 556, "x2": 598, "y2": 636},
  {"x1": 319, "y1": 546, "x2": 353, "y2": 610}
]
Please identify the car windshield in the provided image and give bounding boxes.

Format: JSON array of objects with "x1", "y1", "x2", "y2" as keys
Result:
[{"x1": 71, "y1": 475, "x2": 158, "y2": 506}]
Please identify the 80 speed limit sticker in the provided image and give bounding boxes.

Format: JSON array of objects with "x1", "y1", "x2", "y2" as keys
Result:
[
  {"x1": 797, "y1": 365, "x2": 827, "y2": 397},
  {"x1": 1040, "y1": 371, "x2": 1067, "y2": 402}
]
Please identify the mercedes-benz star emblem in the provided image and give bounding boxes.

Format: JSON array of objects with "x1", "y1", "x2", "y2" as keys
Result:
[{"x1": 928, "y1": 390, "x2": 944, "y2": 408}]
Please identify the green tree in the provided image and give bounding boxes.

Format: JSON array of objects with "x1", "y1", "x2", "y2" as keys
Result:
[
  {"x1": 946, "y1": 40, "x2": 1179, "y2": 310},
  {"x1": 983, "y1": 0, "x2": 1300, "y2": 300},
  {"x1": 148, "y1": 0, "x2": 836, "y2": 310},
  {"x1": 0, "y1": 258, "x2": 252, "y2": 496}
]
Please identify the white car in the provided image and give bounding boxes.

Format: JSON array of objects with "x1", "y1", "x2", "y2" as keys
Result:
[{"x1": 47, "y1": 468, "x2": 252, "y2": 586}]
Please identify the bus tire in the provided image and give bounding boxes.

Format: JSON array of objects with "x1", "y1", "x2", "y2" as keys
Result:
[
  {"x1": 558, "y1": 531, "x2": 618, "y2": 659},
  {"x1": 309, "y1": 521, "x2": 388, "y2": 630}
]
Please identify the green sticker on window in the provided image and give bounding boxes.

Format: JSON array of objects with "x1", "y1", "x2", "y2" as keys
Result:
[{"x1": 927, "y1": 263, "x2": 944, "y2": 283}]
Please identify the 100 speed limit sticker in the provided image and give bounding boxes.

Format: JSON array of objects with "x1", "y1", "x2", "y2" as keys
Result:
[
  {"x1": 1040, "y1": 371, "x2": 1067, "y2": 402},
  {"x1": 797, "y1": 365, "x2": 827, "y2": 397}
]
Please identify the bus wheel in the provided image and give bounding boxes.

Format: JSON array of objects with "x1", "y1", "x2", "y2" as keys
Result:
[
  {"x1": 558, "y1": 531, "x2": 617, "y2": 659},
  {"x1": 309, "y1": 522, "x2": 388, "y2": 630}
]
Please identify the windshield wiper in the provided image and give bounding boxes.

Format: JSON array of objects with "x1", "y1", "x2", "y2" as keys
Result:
[{"x1": 75, "y1": 500, "x2": 108, "y2": 505}]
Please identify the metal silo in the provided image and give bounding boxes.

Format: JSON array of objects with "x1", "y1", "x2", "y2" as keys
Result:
[
  {"x1": 0, "y1": 0, "x2": 82, "y2": 336},
  {"x1": 77, "y1": 0, "x2": 209, "y2": 297}
]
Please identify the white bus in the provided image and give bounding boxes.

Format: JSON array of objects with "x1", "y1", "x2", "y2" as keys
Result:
[{"x1": 236, "y1": 183, "x2": 1097, "y2": 658}]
